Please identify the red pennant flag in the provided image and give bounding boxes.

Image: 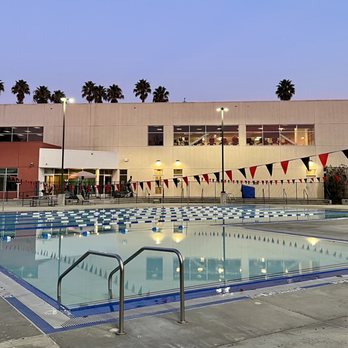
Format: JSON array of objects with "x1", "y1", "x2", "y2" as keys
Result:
[
  {"x1": 281, "y1": 161, "x2": 289, "y2": 175},
  {"x1": 319, "y1": 153, "x2": 329, "y2": 167},
  {"x1": 133, "y1": 182, "x2": 137, "y2": 192},
  {"x1": 147, "y1": 181, "x2": 152, "y2": 190},
  {"x1": 226, "y1": 170, "x2": 233, "y2": 181},
  {"x1": 182, "y1": 177, "x2": 188, "y2": 186},
  {"x1": 249, "y1": 166, "x2": 257, "y2": 179},
  {"x1": 164, "y1": 179, "x2": 169, "y2": 188},
  {"x1": 203, "y1": 174, "x2": 209, "y2": 184},
  {"x1": 299, "y1": 179, "x2": 303, "y2": 183},
  {"x1": 275, "y1": 180, "x2": 278, "y2": 185}
]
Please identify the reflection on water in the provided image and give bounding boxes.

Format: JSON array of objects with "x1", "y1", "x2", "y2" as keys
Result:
[{"x1": 1, "y1": 217, "x2": 348, "y2": 307}]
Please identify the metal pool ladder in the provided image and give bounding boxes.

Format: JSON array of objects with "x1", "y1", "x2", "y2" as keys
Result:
[
  {"x1": 108, "y1": 246, "x2": 186, "y2": 324},
  {"x1": 57, "y1": 250, "x2": 125, "y2": 335}
]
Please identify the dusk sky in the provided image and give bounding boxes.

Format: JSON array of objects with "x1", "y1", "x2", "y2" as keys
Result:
[{"x1": 1, "y1": 0, "x2": 347, "y2": 104}]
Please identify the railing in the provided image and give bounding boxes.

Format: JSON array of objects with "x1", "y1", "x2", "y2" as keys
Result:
[
  {"x1": 57, "y1": 250, "x2": 125, "y2": 335},
  {"x1": 303, "y1": 189, "x2": 309, "y2": 204},
  {"x1": 108, "y1": 246, "x2": 186, "y2": 324}
]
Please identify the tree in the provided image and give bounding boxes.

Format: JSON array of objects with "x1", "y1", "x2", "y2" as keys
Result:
[
  {"x1": 11, "y1": 80, "x2": 30, "y2": 104},
  {"x1": 0, "y1": 80, "x2": 4, "y2": 96},
  {"x1": 275, "y1": 79, "x2": 295, "y2": 101},
  {"x1": 133, "y1": 79, "x2": 151, "y2": 103},
  {"x1": 33, "y1": 86, "x2": 51, "y2": 104},
  {"x1": 324, "y1": 165, "x2": 348, "y2": 204},
  {"x1": 93, "y1": 85, "x2": 107, "y2": 103},
  {"x1": 82, "y1": 81, "x2": 96, "y2": 103},
  {"x1": 153, "y1": 86, "x2": 169, "y2": 102},
  {"x1": 50, "y1": 90, "x2": 66, "y2": 103},
  {"x1": 106, "y1": 84, "x2": 124, "y2": 103}
]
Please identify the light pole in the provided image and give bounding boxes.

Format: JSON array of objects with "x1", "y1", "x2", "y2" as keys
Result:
[
  {"x1": 216, "y1": 107, "x2": 229, "y2": 204},
  {"x1": 60, "y1": 97, "x2": 74, "y2": 194}
]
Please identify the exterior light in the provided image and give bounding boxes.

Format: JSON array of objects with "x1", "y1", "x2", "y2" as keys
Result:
[
  {"x1": 175, "y1": 160, "x2": 181, "y2": 165},
  {"x1": 155, "y1": 160, "x2": 161, "y2": 165},
  {"x1": 216, "y1": 107, "x2": 229, "y2": 204},
  {"x1": 60, "y1": 97, "x2": 74, "y2": 195}
]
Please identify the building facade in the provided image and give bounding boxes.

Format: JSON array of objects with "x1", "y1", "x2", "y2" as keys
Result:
[{"x1": 0, "y1": 100, "x2": 347, "y2": 199}]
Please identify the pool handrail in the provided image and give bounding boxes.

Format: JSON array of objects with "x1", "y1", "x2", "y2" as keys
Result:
[
  {"x1": 57, "y1": 250, "x2": 125, "y2": 335},
  {"x1": 108, "y1": 246, "x2": 186, "y2": 324}
]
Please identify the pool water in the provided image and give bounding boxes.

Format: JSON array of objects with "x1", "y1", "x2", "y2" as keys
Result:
[{"x1": 1, "y1": 206, "x2": 348, "y2": 307}]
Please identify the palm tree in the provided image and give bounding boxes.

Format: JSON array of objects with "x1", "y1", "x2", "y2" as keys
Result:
[
  {"x1": 275, "y1": 79, "x2": 295, "y2": 101},
  {"x1": 153, "y1": 86, "x2": 169, "y2": 102},
  {"x1": 93, "y1": 85, "x2": 107, "y2": 103},
  {"x1": 81, "y1": 81, "x2": 96, "y2": 103},
  {"x1": 0, "y1": 80, "x2": 4, "y2": 96},
  {"x1": 50, "y1": 90, "x2": 66, "y2": 103},
  {"x1": 11, "y1": 80, "x2": 30, "y2": 104},
  {"x1": 106, "y1": 84, "x2": 124, "y2": 103},
  {"x1": 33, "y1": 86, "x2": 51, "y2": 104},
  {"x1": 133, "y1": 79, "x2": 151, "y2": 103}
]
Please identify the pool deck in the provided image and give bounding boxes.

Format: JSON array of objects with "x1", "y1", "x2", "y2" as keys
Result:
[{"x1": 0, "y1": 203, "x2": 348, "y2": 347}]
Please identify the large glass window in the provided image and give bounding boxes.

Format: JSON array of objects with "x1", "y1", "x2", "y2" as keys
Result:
[
  {"x1": 247, "y1": 124, "x2": 315, "y2": 146},
  {"x1": 0, "y1": 168, "x2": 19, "y2": 192},
  {"x1": 148, "y1": 126, "x2": 163, "y2": 146},
  {"x1": 174, "y1": 125, "x2": 239, "y2": 146},
  {"x1": 173, "y1": 126, "x2": 189, "y2": 145},
  {"x1": 0, "y1": 126, "x2": 43, "y2": 142}
]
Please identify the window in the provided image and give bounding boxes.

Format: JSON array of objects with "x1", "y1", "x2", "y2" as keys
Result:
[
  {"x1": 0, "y1": 126, "x2": 43, "y2": 142},
  {"x1": 174, "y1": 125, "x2": 239, "y2": 146},
  {"x1": 148, "y1": 126, "x2": 163, "y2": 146},
  {"x1": 0, "y1": 168, "x2": 19, "y2": 192},
  {"x1": 246, "y1": 125, "x2": 263, "y2": 145},
  {"x1": 246, "y1": 124, "x2": 315, "y2": 146},
  {"x1": 173, "y1": 126, "x2": 189, "y2": 145},
  {"x1": 190, "y1": 125, "x2": 205, "y2": 145}
]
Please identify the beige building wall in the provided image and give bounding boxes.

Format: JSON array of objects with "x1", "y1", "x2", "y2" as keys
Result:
[{"x1": 1, "y1": 100, "x2": 348, "y2": 198}]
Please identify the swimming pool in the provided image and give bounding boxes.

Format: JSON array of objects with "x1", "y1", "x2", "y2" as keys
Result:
[{"x1": 1, "y1": 205, "x2": 348, "y2": 308}]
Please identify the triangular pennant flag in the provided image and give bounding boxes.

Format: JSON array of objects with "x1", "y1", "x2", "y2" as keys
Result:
[
  {"x1": 194, "y1": 175, "x2": 201, "y2": 184},
  {"x1": 139, "y1": 182, "x2": 144, "y2": 190},
  {"x1": 133, "y1": 182, "x2": 137, "y2": 192},
  {"x1": 214, "y1": 172, "x2": 220, "y2": 182},
  {"x1": 183, "y1": 176, "x2": 189, "y2": 186},
  {"x1": 343, "y1": 149, "x2": 348, "y2": 159},
  {"x1": 281, "y1": 160, "x2": 289, "y2": 175},
  {"x1": 203, "y1": 174, "x2": 209, "y2": 184},
  {"x1": 238, "y1": 168, "x2": 246, "y2": 178},
  {"x1": 155, "y1": 180, "x2": 160, "y2": 187},
  {"x1": 146, "y1": 181, "x2": 152, "y2": 190},
  {"x1": 299, "y1": 179, "x2": 303, "y2": 183},
  {"x1": 164, "y1": 179, "x2": 169, "y2": 188},
  {"x1": 319, "y1": 153, "x2": 329, "y2": 167},
  {"x1": 304, "y1": 178, "x2": 307, "y2": 183},
  {"x1": 173, "y1": 178, "x2": 179, "y2": 187},
  {"x1": 292, "y1": 179, "x2": 295, "y2": 184},
  {"x1": 301, "y1": 157, "x2": 310, "y2": 171},
  {"x1": 266, "y1": 163, "x2": 273, "y2": 176},
  {"x1": 317, "y1": 177, "x2": 321, "y2": 182},
  {"x1": 249, "y1": 166, "x2": 257, "y2": 179},
  {"x1": 226, "y1": 170, "x2": 233, "y2": 181}
]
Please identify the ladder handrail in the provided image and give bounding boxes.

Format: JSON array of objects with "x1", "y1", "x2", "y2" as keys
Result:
[
  {"x1": 57, "y1": 250, "x2": 125, "y2": 335},
  {"x1": 108, "y1": 246, "x2": 185, "y2": 323},
  {"x1": 303, "y1": 189, "x2": 309, "y2": 204}
]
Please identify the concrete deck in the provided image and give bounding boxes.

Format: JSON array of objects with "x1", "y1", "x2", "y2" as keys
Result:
[{"x1": 0, "y1": 203, "x2": 347, "y2": 347}]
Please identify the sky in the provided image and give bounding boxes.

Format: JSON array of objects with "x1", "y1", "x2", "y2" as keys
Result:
[{"x1": 1, "y1": 0, "x2": 348, "y2": 104}]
